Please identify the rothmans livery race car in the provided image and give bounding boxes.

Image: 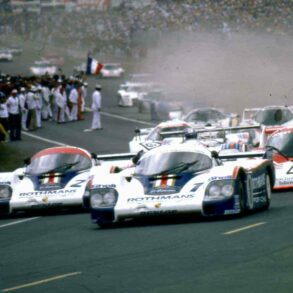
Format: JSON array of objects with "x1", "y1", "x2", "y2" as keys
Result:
[
  {"x1": 83, "y1": 140, "x2": 274, "y2": 227},
  {"x1": 262, "y1": 127, "x2": 293, "y2": 190},
  {"x1": 0, "y1": 146, "x2": 100, "y2": 215},
  {"x1": 129, "y1": 120, "x2": 193, "y2": 153}
]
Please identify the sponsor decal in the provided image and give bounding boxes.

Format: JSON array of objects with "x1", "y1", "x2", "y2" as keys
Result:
[
  {"x1": 279, "y1": 178, "x2": 293, "y2": 185},
  {"x1": 19, "y1": 189, "x2": 76, "y2": 198},
  {"x1": 92, "y1": 184, "x2": 116, "y2": 188},
  {"x1": 149, "y1": 187, "x2": 178, "y2": 195},
  {"x1": 42, "y1": 196, "x2": 49, "y2": 203},
  {"x1": 139, "y1": 210, "x2": 178, "y2": 216},
  {"x1": 209, "y1": 176, "x2": 232, "y2": 181},
  {"x1": 127, "y1": 194, "x2": 195, "y2": 203}
]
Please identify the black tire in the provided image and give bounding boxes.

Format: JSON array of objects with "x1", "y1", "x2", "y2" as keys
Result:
[
  {"x1": 238, "y1": 180, "x2": 246, "y2": 215},
  {"x1": 263, "y1": 174, "x2": 272, "y2": 210}
]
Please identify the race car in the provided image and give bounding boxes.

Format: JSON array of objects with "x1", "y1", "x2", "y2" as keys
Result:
[
  {"x1": 263, "y1": 127, "x2": 293, "y2": 190},
  {"x1": 117, "y1": 81, "x2": 154, "y2": 107},
  {"x1": 0, "y1": 50, "x2": 13, "y2": 62},
  {"x1": 99, "y1": 63, "x2": 124, "y2": 78},
  {"x1": 182, "y1": 107, "x2": 239, "y2": 128},
  {"x1": 83, "y1": 141, "x2": 274, "y2": 227},
  {"x1": 129, "y1": 120, "x2": 193, "y2": 153},
  {"x1": 0, "y1": 146, "x2": 100, "y2": 215},
  {"x1": 30, "y1": 60, "x2": 57, "y2": 76},
  {"x1": 241, "y1": 105, "x2": 293, "y2": 127}
]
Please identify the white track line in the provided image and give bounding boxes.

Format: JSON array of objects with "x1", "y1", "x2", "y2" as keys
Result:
[
  {"x1": 1, "y1": 272, "x2": 82, "y2": 292},
  {"x1": 0, "y1": 217, "x2": 39, "y2": 229},
  {"x1": 22, "y1": 132, "x2": 65, "y2": 146},
  {"x1": 223, "y1": 222, "x2": 266, "y2": 235},
  {"x1": 22, "y1": 110, "x2": 154, "y2": 145},
  {"x1": 100, "y1": 110, "x2": 155, "y2": 126}
]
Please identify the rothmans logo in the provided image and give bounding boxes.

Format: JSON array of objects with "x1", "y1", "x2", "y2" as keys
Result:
[{"x1": 128, "y1": 194, "x2": 194, "y2": 203}]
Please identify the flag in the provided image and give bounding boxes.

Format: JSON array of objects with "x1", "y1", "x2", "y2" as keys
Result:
[{"x1": 86, "y1": 56, "x2": 103, "y2": 75}]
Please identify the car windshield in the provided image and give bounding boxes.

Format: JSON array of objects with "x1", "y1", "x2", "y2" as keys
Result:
[
  {"x1": 26, "y1": 153, "x2": 92, "y2": 175},
  {"x1": 254, "y1": 108, "x2": 293, "y2": 126},
  {"x1": 135, "y1": 151, "x2": 212, "y2": 176},
  {"x1": 185, "y1": 109, "x2": 226, "y2": 123},
  {"x1": 267, "y1": 131, "x2": 293, "y2": 157}
]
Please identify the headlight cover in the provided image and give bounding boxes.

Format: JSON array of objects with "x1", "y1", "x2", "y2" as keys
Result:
[
  {"x1": 205, "y1": 180, "x2": 234, "y2": 199},
  {"x1": 0, "y1": 185, "x2": 12, "y2": 200},
  {"x1": 90, "y1": 188, "x2": 118, "y2": 208}
]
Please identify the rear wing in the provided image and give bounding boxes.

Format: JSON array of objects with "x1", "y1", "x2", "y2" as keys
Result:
[
  {"x1": 97, "y1": 153, "x2": 135, "y2": 161},
  {"x1": 218, "y1": 150, "x2": 265, "y2": 160},
  {"x1": 185, "y1": 125, "x2": 261, "y2": 142}
]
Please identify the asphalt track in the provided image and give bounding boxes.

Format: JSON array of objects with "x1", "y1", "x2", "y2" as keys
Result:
[{"x1": 0, "y1": 46, "x2": 293, "y2": 293}]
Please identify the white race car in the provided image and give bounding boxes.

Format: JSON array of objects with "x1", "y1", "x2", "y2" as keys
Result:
[
  {"x1": 241, "y1": 105, "x2": 293, "y2": 127},
  {"x1": 0, "y1": 50, "x2": 13, "y2": 62},
  {"x1": 99, "y1": 63, "x2": 124, "y2": 78},
  {"x1": 83, "y1": 140, "x2": 274, "y2": 227},
  {"x1": 0, "y1": 146, "x2": 100, "y2": 215},
  {"x1": 261, "y1": 126, "x2": 293, "y2": 191},
  {"x1": 182, "y1": 107, "x2": 239, "y2": 128},
  {"x1": 30, "y1": 60, "x2": 57, "y2": 76},
  {"x1": 129, "y1": 120, "x2": 193, "y2": 153},
  {"x1": 117, "y1": 82, "x2": 155, "y2": 107}
]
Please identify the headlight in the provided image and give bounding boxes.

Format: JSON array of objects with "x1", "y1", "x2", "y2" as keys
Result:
[
  {"x1": 0, "y1": 185, "x2": 12, "y2": 200},
  {"x1": 90, "y1": 188, "x2": 118, "y2": 208},
  {"x1": 205, "y1": 180, "x2": 234, "y2": 199}
]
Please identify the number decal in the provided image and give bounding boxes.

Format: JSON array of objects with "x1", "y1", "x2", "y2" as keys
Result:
[{"x1": 70, "y1": 179, "x2": 86, "y2": 188}]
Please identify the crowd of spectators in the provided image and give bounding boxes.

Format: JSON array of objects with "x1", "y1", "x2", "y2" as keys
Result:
[
  {"x1": 1, "y1": 1, "x2": 292, "y2": 57},
  {"x1": 0, "y1": 73, "x2": 88, "y2": 142}
]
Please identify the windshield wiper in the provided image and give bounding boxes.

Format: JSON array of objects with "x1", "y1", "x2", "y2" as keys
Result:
[
  {"x1": 152, "y1": 160, "x2": 198, "y2": 176},
  {"x1": 39, "y1": 161, "x2": 81, "y2": 175}
]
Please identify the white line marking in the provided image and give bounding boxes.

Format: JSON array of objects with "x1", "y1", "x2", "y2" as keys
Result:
[
  {"x1": 22, "y1": 132, "x2": 65, "y2": 146},
  {"x1": 223, "y1": 222, "x2": 266, "y2": 235},
  {"x1": 101, "y1": 111, "x2": 155, "y2": 126},
  {"x1": 0, "y1": 217, "x2": 39, "y2": 229},
  {"x1": 1, "y1": 272, "x2": 82, "y2": 292},
  {"x1": 22, "y1": 110, "x2": 154, "y2": 145}
]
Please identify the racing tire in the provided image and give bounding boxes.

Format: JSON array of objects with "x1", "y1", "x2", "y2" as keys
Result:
[
  {"x1": 263, "y1": 174, "x2": 272, "y2": 210},
  {"x1": 238, "y1": 180, "x2": 246, "y2": 215}
]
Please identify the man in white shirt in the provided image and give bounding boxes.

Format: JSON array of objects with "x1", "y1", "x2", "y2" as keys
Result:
[
  {"x1": 19, "y1": 87, "x2": 28, "y2": 131},
  {"x1": 83, "y1": 84, "x2": 103, "y2": 132},
  {"x1": 91, "y1": 84, "x2": 103, "y2": 130},
  {"x1": 6, "y1": 89, "x2": 21, "y2": 141}
]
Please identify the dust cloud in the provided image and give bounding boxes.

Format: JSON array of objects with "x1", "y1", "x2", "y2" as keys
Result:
[{"x1": 138, "y1": 31, "x2": 293, "y2": 115}]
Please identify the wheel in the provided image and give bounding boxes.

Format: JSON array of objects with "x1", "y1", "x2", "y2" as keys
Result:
[
  {"x1": 238, "y1": 180, "x2": 246, "y2": 215},
  {"x1": 263, "y1": 174, "x2": 272, "y2": 210}
]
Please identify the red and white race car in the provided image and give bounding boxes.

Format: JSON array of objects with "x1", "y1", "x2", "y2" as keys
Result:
[{"x1": 263, "y1": 127, "x2": 293, "y2": 190}]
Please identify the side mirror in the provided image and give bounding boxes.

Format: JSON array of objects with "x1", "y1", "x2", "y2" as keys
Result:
[
  {"x1": 91, "y1": 152, "x2": 98, "y2": 159},
  {"x1": 24, "y1": 157, "x2": 31, "y2": 166}
]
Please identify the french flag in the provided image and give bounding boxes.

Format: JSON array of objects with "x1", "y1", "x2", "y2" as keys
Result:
[{"x1": 86, "y1": 56, "x2": 103, "y2": 75}]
